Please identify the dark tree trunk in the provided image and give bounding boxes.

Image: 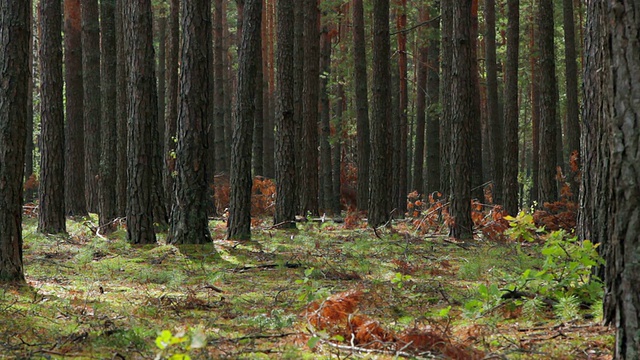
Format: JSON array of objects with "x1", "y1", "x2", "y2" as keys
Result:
[
  {"x1": 227, "y1": 0, "x2": 261, "y2": 240},
  {"x1": 38, "y1": 0, "x2": 66, "y2": 234},
  {"x1": 24, "y1": 21, "x2": 35, "y2": 204},
  {"x1": 352, "y1": 0, "x2": 370, "y2": 211},
  {"x1": 425, "y1": 2, "x2": 440, "y2": 196},
  {"x1": 529, "y1": 17, "x2": 540, "y2": 205},
  {"x1": 221, "y1": 0, "x2": 232, "y2": 174},
  {"x1": 485, "y1": 0, "x2": 502, "y2": 204},
  {"x1": 81, "y1": 0, "x2": 101, "y2": 213},
  {"x1": 502, "y1": 0, "x2": 519, "y2": 215},
  {"x1": 439, "y1": 0, "x2": 452, "y2": 197},
  {"x1": 213, "y1": 0, "x2": 226, "y2": 175},
  {"x1": 537, "y1": 0, "x2": 558, "y2": 206},
  {"x1": 469, "y1": 0, "x2": 483, "y2": 201},
  {"x1": 368, "y1": 0, "x2": 391, "y2": 228},
  {"x1": 125, "y1": 0, "x2": 158, "y2": 244},
  {"x1": 64, "y1": 0, "x2": 87, "y2": 217},
  {"x1": 562, "y1": 0, "x2": 580, "y2": 200},
  {"x1": 292, "y1": 0, "x2": 304, "y2": 212},
  {"x1": 273, "y1": 0, "x2": 296, "y2": 227},
  {"x1": 0, "y1": 0, "x2": 29, "y2": 282},
  {"x1": 299, "y1": 0, "x2": 320, "y2": 216},
  {"x1": 412, "y1": 9, "x2": 427, "y2": 196},
  {"x1": 606, "y1": 3, "x2": 640, "y2": 358},
  {"x1": 156, "y1": 11, "x2": 166, "y2": 159},
  {"x1": 168, "y1": 0, "x2": 214, "y2": 245},
  {"x1": 115, "y1": 0, "x2": 127, "y2": 217},
  {"x1": 252, "y1": 28, "x2": 264, "y2": 176},
  {"x1": 262, "y1": 1, "x2": 275, "y2": 179},
  {"x1": 99, "y1": 0, "x2": 117, "y2": 233},
  {"x1": 395, "y1": 0, "x2": 408, "y2": 215},
  {"x1": 163, "y1": 0, "x2": 179, "y2": 214},
  {"x1": 319, "y1": 26, "x2": 333, "y2": 214},
  {"x1": 448, "y1": 0, "x2": 473, "y2": 240},
  {"x1": 332, "y1": 84, "x2": 344, "y2": 215}
]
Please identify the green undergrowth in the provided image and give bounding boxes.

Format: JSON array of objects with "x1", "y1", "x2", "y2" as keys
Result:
[{"x1": 0, "y1": 216, "x2": 613, "y2": 359}]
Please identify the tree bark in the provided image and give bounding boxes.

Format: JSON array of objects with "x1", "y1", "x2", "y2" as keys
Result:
[
  {"x1": 252, "y1": 25, "x2": 264, "y2": 176},
  {"x1": 469, "y1": 0, "x2": 483, "y2": 201},
  {"x1": 125, "y1": 0, "x2": 158, "y2": 244},
  {"x1": 448, "y1": 0, "x2": 473, "y2": 240},
  {"x1": 227, "y1": 0, "x2": 262, "y2": 240},
  {"x1": 0, "y1": 0, "x2": 29, "y2": 282},
  {"x1": 412, "y1": 8, "x2": 427, "y2": 196},
  {"x1": 425, "y1": 2, "x2": 440, "y2": 196},
  {"x1": 319, "y1": 26, "x2": 334, "y2": 214},
  {"x1": 115, "y1": 0, "x2": 127, "y2": 217},
  {"x1": 562, "y1": 0, "x2": 580, "y2": 201},
  {"x1": 38, "y1": 0, "x2": 66, "y2": 234},
  {"x1": 64, "y1": 0, "x2": 87, "y2": 216},
  {"x1": 502, "y1": 0, "x2": 519, "y2": 215},
  {"x1": 485, "y1": 0, "x2": 502, "y2": 204},
  {"x1": 81, "y1": 0, "x2": 101, "y2": 213},
  {"x1": 439, "y1": 0, "x2": 452, "y2": 197},
  {"x1": 368, "y1": 0, "x2": 391, "y2": 228},
  {"x1": 213, "y1": 0, "x2": 226, "y2": 175},
  {"x1": 395, "y1": 0, "x2": 408, "y2": 215},
  {"x1": 163, "y1": 0, "x2": 179, "y2": 214}
]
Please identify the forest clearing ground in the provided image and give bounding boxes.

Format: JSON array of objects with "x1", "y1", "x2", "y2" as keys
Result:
[{"x1": 0, "y1": 216, "x2": 613, "y2": 359}]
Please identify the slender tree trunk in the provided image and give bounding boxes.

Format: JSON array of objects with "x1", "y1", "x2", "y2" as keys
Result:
[
  {"x1": 262, "y1": 0, "x2": 276, "y2": 178},
  {"x1": 425, "y1": 1, "x2": 440, "y2": 196},
  {"x1": 81, "y1": 0, "x2": 101, "y2": 213},
  {"x1": 168, "y1": 0, "x2": 214, "y2": 245},
  {"x1": 562, "y1": 0, "x2": 580, "y2": 201},
  {"x1": 125, "y1": 0, "x2": 158, "y2": 244},
  {"x1": 469, "y1": 0, "x2": 483, "y2": 201},
  {"x1": 332, "y1": 84, "x2": 344, "y2": 215},
  {"x1": 439, "y1": 0, "x2": 452, "y2": 197},
  {"x1": 227, "y1": 0, "x2": 262, "y2": 240},
  {"x1": 537, "y1": 0, "x2": 558, "y2": 206},
  {"x1": 502, "y1": 0, "x2": 520, "y2": 215},
  {"x1": 395, "y1": 0, "x2": 408, "y2": 215},
  {"x1": 252, "y1": 25, "x2": 264, "y2": 176},
  {"x1": 115, "y1": 0, "x2": 127, "y2": 217},
  {"x1": 38, "y1": 0, "x2": 66, "y2": 234},
  {"x1": 412, "y1": 8, "x2": 427, "y2": 196},
  {"x1": 156, "y1": 10, "x2": 166, "y2": 160},
  {"x1": 273, "y1": 0, "x2": 296, "y2": 227},
  {"x1": 64, "y1": 0, "x2": 87, "y2": 216},
  {"x1": 485, "y1": 0, "x2": 502, "y2": 204},
  {"x1": 299, "y1": 0, "x2": 320, "y2": 216},
  {"x1": 213, "y1": 0, "x2": 226, "y2": 175},
  {"x1": 449, "y1": 0, "x2": 473, "y2": 240},
  {"x1": 319, "y1": 26, "x2": 333, "y2": 214},
  {"x1": 292, "y1": 0, "x2": 304, "y2": 212},
  {"x1": 529, "y1": 17, "x2": 540, "y2": 205},
  {"x1": 163, "y1": 0, "x2": 179, "y2": 214},
  {"x1": 352, "y1": 0, "x2": 370, "y2": 211},
  {"x1": 368, "y1": 0, "x2": 391, "y2": 228},
  {"x1": 0, "y1": 0, "x2": 29, "y2": 282},
  {"x1": 24, "y1": 20, "x2": 35, "y2": 204},
  {"x1": 99, "y1": 0, "x2": 117, "y2": 233}
]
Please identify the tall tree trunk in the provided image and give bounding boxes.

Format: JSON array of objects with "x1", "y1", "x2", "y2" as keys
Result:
[
  {"x1": 163, "y1": 0, "x2": 179, "y2": 214},
  {"x1": 24, "y1": 20, "x2": 35, "y2": 204},
  {"x1": 115, "y1": 0, "x2": 128, "y2": 217},
  {"x1": 485, "y1": 0, "x2": 502, "y2": 204},
  {"x1": 99, "y1": 0, "x2": 117, "y2": 233},
  {"x1": 262, "y1": 0, "x2": 275, "y2": 178},
  {"x1": 469, "y1": 0, "x2": 483, "y2": 201},
  {"x1": 292, "y1": 0, "x2": 304, "y2": 212},
  {"x1": 502, "y1": 0, "x2": 519, "y2": 215},
  {"x1": 0, "y1": 0, "x2": 29, "y2": 282},
  {"x1": 439, "y1": 0, "x2": 452, "y2": 197},
  {"x1": 273, "y1": 0, "x2": 296, "y2": 227},
  {"x1": 213, "y1": 0, "x2": 226, "y2": 175},
  {"x1": 319, "y1": 26, "x2": 333, "y2": 214},
  {"x1": 412, "y1": 8, "x2": 427, "y2": 196},
  {"x1": 562, "y1": 0, "x2": 580, "y2": 201},
  {"x1": 537, "y1": 0, "x2": 558, "y2": 206},
  {"x1": 64, "y1": 0, "x2": 87, "y2": 216},
  {"x1": 168, "y1": 0, "x2": 214, "y2": 245},
  {"x1": 395, "y1": 0, "x2": 408, "y2": 215},
  {"x1": 299, "y1": 0, "x2": 320, "y2": 216},
  {"x1": 449, "y1": 0, "x2": 473, "y2": 240},
  {"x1": 125, "y1": 0, "x2": 158, "y2": 244},
  {"x1": 156, "y1": 9, "x2": 166, "y2": 160},
  {"x1": 227, "y1": 0, "x2": 262, "y2": 240},
  {"x1": 38, "y1": 0, "x2": 66, "y2": 234},
  {"x1": 332, "y1": 84, "x2": 344, "y2": 215},
  {"x1": 425, "y1": 1, "x2": 441, "y2": 196},
  {"x1": 368, "y1": 0, "x2": 391, "y2": 228},
  {"x1": 252, "y1": 25, "x2": 264, "y2": 176},
  {"x1": 352, "y1": 0, "x2": 370, "y2": 211},
  {"x1": 529, "y1": 17, "x2": 540, "y2": 205},
  {"x1": 81, "y1": 0, "x2": 101, "y2": 213}
]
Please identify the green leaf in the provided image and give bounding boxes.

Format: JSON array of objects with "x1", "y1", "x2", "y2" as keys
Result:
[
  {"x1": 155, "y1": 330, "x2": 172, "y2": 350},
  {"x1": 307, "y1": 336, "x2": 321, "y2": 349}
]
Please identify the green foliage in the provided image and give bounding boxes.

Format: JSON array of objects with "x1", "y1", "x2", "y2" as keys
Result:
[
  {"x1": 295, "y1": 267, "x2": 330, "y2": 303},
  {"x1": 504, "y1": 211, "x2": 543, "y2": 243},
  {"x1": 154, "y1": 327, "x2": 206, "y2": 360},
  {"x1": 390, "y1": 272, "x2": 412, "y2": 289}
]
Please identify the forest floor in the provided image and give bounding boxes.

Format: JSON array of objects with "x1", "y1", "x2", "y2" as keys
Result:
[{"x1": 0, "y1": 214, "x2": 613, "y2": 359}]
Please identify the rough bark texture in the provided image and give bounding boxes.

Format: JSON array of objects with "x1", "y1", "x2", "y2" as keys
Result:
[
  {"x1": 300, "y1": 0, "x2": 320, "y2": 216},
  {"x1": 425, "y1": 2, "x2": 440, "y2": 196},
  {"x1": 469, "y1": 0, "x2": 483, "y2": 201},
  {"x1": 0, "y1": 0, "x2": 29, "y2": 282},
  {"x1": 213, "y1": 0, "x2": 226, "y2": 175},
  {"x1": 606, "y1": 2, "x2": 640, "y2": 358},
  {"x1": 332, "y1": 84, "x2": 344, "y2": 215},
  {"x1": 38, "y1": 0, "x2": 66, "y2": 234},
  {"x1": 352, "y1": 0, "x2": 370, "y2": 211},
  {"x1": 252, "y1": 29, "x2": 264, "y2": 176},
  {"x1": 368, "y1": 0, "x2": 391, "y2": 228},
  {"x1": 485, "y1": 0, "x2": 502, "y2": 204},
  {"x1": 168, "y1": 0, "x2": 214, "y2": 245},
  {"x1": 227, "y1": 0, "x2": 261, "y2": 240},
  {"x1": 448, "y1": 0, "x2": 473, "y2": 240},
  {"x1": 24, "y1": 20, "x2": 35, "y2": 204},
  {"x1": 64, "y1": 0, "x2": 87, "y2": 216},
  {"x1": 537, "y1": 0, "x2": 558, "y2": 206},
  {"x1": 292, "y1": 0, "x2": 304, "y2": 212},
  {"x1": 396, "y1": 0, "x2": 408, "y2": 215},
  {"x1": 439, "y1": 0, "x2": 452, "y2": 197},
  {"x1": 115, "y1": 0, "x2": 127, "y2": 217},
  {"x1": 125, "y1": 0, "x2": 157, "y2": 244},
  {"x1": 273, "y1": 0, "x2": 296, "y2": 227},
  {"x1": 81, "y1": 0, "x2": 101, "y2": 213},
  {"x1": 156, "y1": 12, "x2": 166, "y2": 158},
  {"x1": 99, "y1": 0, "x2": 117, "y2": 233},
  {"x1": 562, "y1": 0, "x2": 580, "y2": 201},
  {"x1": 412, "y1": 8, "x2": 427, "y2": 196},
  {"x1": 529, "y1": 18, "x2": 540, "y2": 205},
  {"x1": 163, "y1": 0, "x2": 179, "y2": 214},
  {"x1": 319, "y1": 27, "x2": 333, "y2": 214},
  {"x1": 502, "y1": 0, "x2": 519, "y2": 215}
]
